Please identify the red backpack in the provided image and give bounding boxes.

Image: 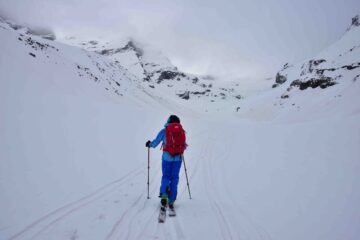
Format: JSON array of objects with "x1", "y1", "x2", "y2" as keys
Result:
[{"x1": 163, "y1": 123, "x2": 187, "y2": 156}]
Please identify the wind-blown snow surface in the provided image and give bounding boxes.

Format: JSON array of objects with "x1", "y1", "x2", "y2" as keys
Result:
[{"x1": 1, "y1": 17, "x2": 360, "y2": 240}]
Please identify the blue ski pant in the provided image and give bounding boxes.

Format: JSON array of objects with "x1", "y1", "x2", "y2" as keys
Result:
[{"x1": 160, "y1": 160, "x2": 182, "y2": 203}]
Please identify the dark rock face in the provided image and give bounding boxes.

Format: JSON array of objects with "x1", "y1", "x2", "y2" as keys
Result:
[
  {"x1": 143, "y1": 76, "x2": 151, "y2": 82},
  {"x1": 272, "y1": 83, "x2": 279, "y2": 88},
  {"x1": 354, "y1": 74, "x2": 360, "y2": 82},
  {"x1": 281, "y1": 94, "x2": 289, "y2": 99},
  {"x1": 177, "y1": 91, "x2": 190, "y2": 100},
  {"x1": 157, "y1": 71, "x2": 186, "y2": 83},
  {"x1": 312, "y1": 59, "x2": 326, "y2": 66},
  {"x1": 192, "y1": 77, "x2": 199, "y2": 84},
  {"x1": 23, "y1": 37, "x2": 58, "y2": 51},
  {"x1": 275, "y1": 72, "x2": 287, "y2": 84},
  {"x1": 301, "y1": 59, "x2": 326, "y2": 76},
  {"x1": 98, "y1": 41, "x2": 143, "y2": 58},
  {"x1": 283, "y1": 63, "x2": 290, "y2": 69},
  {"x1": 341, "y1": 62, "x2": 360, "y2": 70},
  {"x1": 121, "y1": 41, "x2": 143, "y2": 58},
  {"x1": 192, "y1": 89, "x2": 210, "y2": 95},
  {"x1": 315, "y1": 68, "x2": 336, "y2": 75},
  {"x1": 351, "y1": 15, "x2": 360, "y2": 27},
  {"x1": 290, "y1": 77, "x2": 336, "y2": 90},
  {"x1": 158, "y1": 71, "x2": 179, "y2": 81}
]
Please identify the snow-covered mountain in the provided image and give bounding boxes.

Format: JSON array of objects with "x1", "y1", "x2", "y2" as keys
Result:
[
  {"x1": 0, "y1": 15, "x2": 246, "y2": 113},
  {"x1": 233, "y1": 15, "x2": 360, "y2": 121},
  {"x1": 1, "y1": 14, "x2": 359, "y2": 240},
  {"x1": 273, "y1": 15, "x2": 360, "y2": 93},
  {"x1": 0, "y1": 16, "x2": 56, "y2": 40},
  {"x1": 60, "y1": 34, "x2": 245, "y2": 109}
]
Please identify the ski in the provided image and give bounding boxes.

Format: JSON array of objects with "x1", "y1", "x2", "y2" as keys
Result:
[
  {"x1": 158, "y1": 205, "x2": 167, "y2": 223},
  {"x1": 168, "y1": 207, "x2": 176, "y2": 217}
]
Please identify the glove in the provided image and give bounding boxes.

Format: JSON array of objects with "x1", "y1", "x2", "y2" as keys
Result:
[{"x1": 146, "y1": 140, "x2": 151, "y2": 148}]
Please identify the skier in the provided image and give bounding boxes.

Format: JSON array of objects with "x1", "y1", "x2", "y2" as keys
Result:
[{"x1": 146, "y1": 115, "x2": 187, "y2": 219}]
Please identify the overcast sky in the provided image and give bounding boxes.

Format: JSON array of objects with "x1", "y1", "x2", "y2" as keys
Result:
[{"x1": 0, "y1": 0, "x2": 359, "y2": 79}]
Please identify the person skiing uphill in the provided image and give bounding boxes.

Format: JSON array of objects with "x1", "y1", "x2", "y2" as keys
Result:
[{"x1": 146, "y1": 115, "x2": 187, "y2": 213}]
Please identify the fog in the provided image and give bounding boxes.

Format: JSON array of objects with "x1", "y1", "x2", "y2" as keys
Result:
[{"x1": 1, "y1": 0, "x2": 359, "y2": 79}]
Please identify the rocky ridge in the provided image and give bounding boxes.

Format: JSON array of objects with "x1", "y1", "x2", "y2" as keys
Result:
[{"x1": 272, "y1": 14, "x2": 360, "y2": 100}]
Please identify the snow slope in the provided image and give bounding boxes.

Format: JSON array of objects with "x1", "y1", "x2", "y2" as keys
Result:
[
  {"x1": 234, "y1": 15, "x2": 360, "y2": 122},
  {"x1": 60, "y1": 35, "x2": 247, "y2": 112},
  {"x1": 1, "y1": 15, "x2": 360, "y2": 240}
]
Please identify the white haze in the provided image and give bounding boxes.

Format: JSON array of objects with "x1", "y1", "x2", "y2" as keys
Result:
[{"x1": 0, "y1": 0, "x2": 359, "y2": 79}]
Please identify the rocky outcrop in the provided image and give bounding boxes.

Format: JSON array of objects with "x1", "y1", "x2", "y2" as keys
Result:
[
  {"x1": 272, "y1": 63, "x2": 293, "y2": 88},
  {"x1": 347, "y1": 14, "x2": 360, "y2": 31},
  {"x1": 275, "y1": 72, "x2": 287, "y2": 84},
  {"x1": 177, "y1": 91, "x2": 190, "y2": 100},
  {"x1": 1, "y1": 18, "x2": 56, "y2": 40},
  {"x1": 98, "y1": 41, "x2": 143, "y2": 58},
  {"x1": 300, "y1": 59, "x2": 326, "y2": 76},
  {"x1": 290, "y1": 77, "x2": 336, "y2": 90}
]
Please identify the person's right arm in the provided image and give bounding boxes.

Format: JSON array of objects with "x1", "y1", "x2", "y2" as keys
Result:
[{"x1": 149, "y1": 129, "x2": 165, "y2": 148}]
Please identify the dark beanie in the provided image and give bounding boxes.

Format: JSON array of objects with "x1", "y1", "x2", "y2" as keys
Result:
[{"x1": 168, "y1": 115, "x2": 180, "y2": 123}]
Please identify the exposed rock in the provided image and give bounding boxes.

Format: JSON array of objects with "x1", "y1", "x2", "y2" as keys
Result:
[
  {"x1": 121, "y1": 41, "x2": 143, "y2": 58},
  {"x1": 301, "y1": 59, "x2": 326, "y2": 76},
  {"x1": 282, "y1": 63, "x2": 293, "y2": 70},
  {"x1": 275, "y1": 72, "x2": 287, "y2": 84},
  {"x1": 281, "y1": 94, "x2": 289, "y2": 99},
  {"x1": 177, "y1": 91, "x2": 190, "y2": 100},
  {"x1": 315, "y1": 68, "x2": 336, "y2": 75},
  {"x1": 23, "y1": 37, "x2": 58, "y2": 51},
  {"x1": 158, "y1": 71, "x2": 178, "y2": 81},
  {"x1": 351, "y1": 15, "x2": 360, "y2": 28},
  {"x1": 313, "y1": 59, "x2": 326, "y2": 66},
  {"x1": 29, "y1": 52, "x2": 36, "y2": 57},
  {"x1": 192, "y1": 89, "x2": 210, "y2": 95},
  {"x1": 98, "y1": 41, "x2": 143, "y2": 58},
  {"x1": 290, "y1": 77, "x2": 336, "y2": 90},
  {"x1": 341, "y1": 62, "x2": 360, "y2": 70},
  {"x1": 143, "y1": 76, "x2": 151, "y2": 82},
  {"x1": 157, "y1": 71, "x2": 186, "y2": 83},
  {"x1": 192, "y1": 77, "x2": 199, "y2": 84},
  {"x1": 354, "y1": 74, "x2": 360, "y2": 82}
]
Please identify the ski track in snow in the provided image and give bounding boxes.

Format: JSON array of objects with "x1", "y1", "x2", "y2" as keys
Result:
[
  {"x1": 202, "y1": 134, "x2": 235, "y2": 240},
  {"x1": 199, "y1": 130, "x2": 270, "y2": 240},
  {"x1": 9, "y1": 166, "x2": 144, "y2": 240},
  {"x1": 8, "y1": 129, "x2": 270, "y2": 240},
  {"x1": 105, "y1": 162, "x2": 162, "y2": 240}
]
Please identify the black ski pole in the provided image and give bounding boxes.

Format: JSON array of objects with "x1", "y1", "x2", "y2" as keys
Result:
[
  {"x1": 181, "y1": 154, "x2": 192, "y2": 199},
  {"x1": 147, "y1": 147, "x2": 150, "y2": 199}
]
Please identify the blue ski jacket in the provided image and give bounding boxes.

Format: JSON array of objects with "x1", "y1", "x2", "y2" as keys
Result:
[{"x1": 149, "y1": 123, "x2": 182, "y2": 162}]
